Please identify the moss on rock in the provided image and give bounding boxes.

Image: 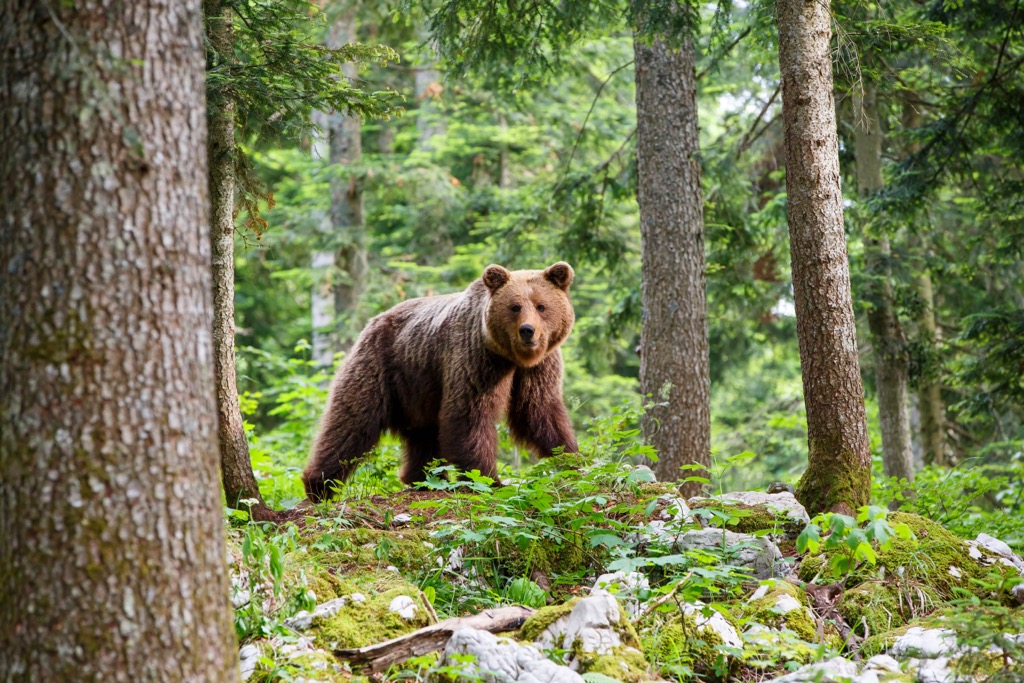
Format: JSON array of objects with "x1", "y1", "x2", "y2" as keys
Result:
[
  {"x1": 307, "y1": 576, "x2": 431, "y2": 650},
  {"x1": 496, "y1": 534, "x2": 587, "y2": 578},
  {"x1": 838, "y1": 580, "x2": 941, "y2": 637},
  {"x1": 302, "y1": 527, "x2": 435, "y2": 575},
  {"x1": 688, "y1": 500, "x2": 785, "y2": 535},
  {"x1": 742, "y1": 581, "x2": 818, "y2": 642},
  {"x1": 518, "y1": 598, "x2": 581, "y2": 642},
  {"x1": 798, "y1": 513, "x2": 1014, "y2": 602},
  {"x1": 642, "y1": 607, "x2": 740, "y2": 679},
  {"x1": 577, "y1": 648, "x2": 650, "y2": 683}
]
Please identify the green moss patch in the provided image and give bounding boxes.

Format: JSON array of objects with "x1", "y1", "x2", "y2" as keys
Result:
[
  {"x1": 519, "y1": 598, "x2": 582, "y2": 642},
  {"x1": 742, "y1": 581, "x2": 818, "y2": 642},
  {"x1": 642, "y1": 607, "x2": 740, "y2": 679},
  {"x1": 798, "y1": 513, "x2": 1013, "y2": 601},
  {"x1": 689, "y1": 500, "x2": 791, "y2": 535},
  {"x1": 307, "y1": 576, "x2": 431, "y2": 650},
  {"x1": 838, "y1": 580, "x2": 941, "y2": 637}
]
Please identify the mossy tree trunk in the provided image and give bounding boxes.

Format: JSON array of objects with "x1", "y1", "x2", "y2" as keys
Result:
[
  {"x1": 854, "y1": 82, "x2": 915, "y2": 487},
  {"x1": 775, "y1": 0, "x2": 871, "y2": 515},
  {"x1": 634, "y1": 28, "x2": 712, "y2": 494},
  {"x1": 205, "y1": 0, "x2": 269, "y2": 514},
  {"x1": 0, "y1": 1, "x2": 237, "y2": 679}
]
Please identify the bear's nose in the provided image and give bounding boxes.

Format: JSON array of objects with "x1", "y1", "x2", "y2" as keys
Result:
[{"x1": 519, "y1": 324, "x2": 535, "y2": 342}]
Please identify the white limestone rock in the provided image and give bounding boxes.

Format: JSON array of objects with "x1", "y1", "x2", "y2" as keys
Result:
[
  {"x1": 591, "y1": 571, "x2": 649, "y2": 618},
  {"x1": 890, "y1": 627, "x2": 959, "y2": 658},
  {"x1": 659, "y1": 498, "x2": 692, "y2": 523},
  {"x1": 389, "y1": 595, "x2": 418, "y2": 620},
  {"x1": 284, "y1": 595, "x2": 350, "y2": 631},
  {"x1": 532, "y1": 593, "x2": 625, "y2": 660},
  {"x1": 673, "y1": 529, "x2": 784, "y2": 579},
  {"x1": 439, "y1": 628, "x2": 584, "y2": 683},
  {"x1": 712, "y1": 491, "x2": 810, "y2": 527},
  {"x1": 681, "y1": 602, "x2": 742, "y2": 649},
  {"x1": 391, "y1": 512, "x2": 413, "y2": 526},
  {"x1": 239, "y1": 644, "x2": 260, "y2": 681},
  {"x1": 764, "y1": 656, "x2": 858, "y2": 682}
]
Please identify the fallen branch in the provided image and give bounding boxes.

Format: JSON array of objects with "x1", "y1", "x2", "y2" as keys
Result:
[{"x1": 334, "y1": 605, "x2": 535, "y2": 672}]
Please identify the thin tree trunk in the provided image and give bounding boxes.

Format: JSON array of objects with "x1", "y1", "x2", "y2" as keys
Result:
[
  {"x1": 901, "y1": 97, "x2": 947, "y2": 467},
  {"x1": 776, "y1": 0, "x2": 871, "y2": 515},
  {"x1": 205, "y1": 0, "x2": 268, "y2": 513},
  {"x1": 0, "y1": 1, "x2": 237, "y2": 680},
  {"x1": 415, "y1": 65, "x2": 445, "y2": 147},
  {"x1": 854, "y1": 83, "x2": 914, "y2": 487},
  {"x1": 634, "y1": 31, "x2": 711, "y2": 493},
  {"x1": 328, "y1": 15, "x2": 367, "y2": 346},
  {"x1": 916, "y1": 269, "x2": 947, "y2": 466}
]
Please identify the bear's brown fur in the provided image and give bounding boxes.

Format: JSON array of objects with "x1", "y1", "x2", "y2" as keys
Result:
[{"x1": 303, "y1": 262, "x2": 579, "y2": 501}]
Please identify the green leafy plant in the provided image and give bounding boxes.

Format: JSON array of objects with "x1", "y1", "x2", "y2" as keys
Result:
[{"x1": 797, "y1": 506, "x2": 916, "y2": 581}]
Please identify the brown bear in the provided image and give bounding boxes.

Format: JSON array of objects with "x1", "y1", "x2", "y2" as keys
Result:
[{"x1": 302, "y1": 262, "x2": 579, "y2": 501}]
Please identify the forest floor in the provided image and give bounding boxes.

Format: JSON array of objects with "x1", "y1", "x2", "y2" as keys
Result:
[{"x1": 229, "y1": 456, "x2": 1024, "y2": 683}]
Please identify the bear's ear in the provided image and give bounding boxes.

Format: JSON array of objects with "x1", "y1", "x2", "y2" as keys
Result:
[
  {"x1": 482, "y1": 264, "x2": 512, "y2": 292},
  {"x1": 543, "y1": 262, "x2": 574, "y2": 290}
]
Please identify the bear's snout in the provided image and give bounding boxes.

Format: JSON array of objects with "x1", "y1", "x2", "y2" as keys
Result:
[{"x1": 519, "y1": 324, "x2": 535, "y2": 343}]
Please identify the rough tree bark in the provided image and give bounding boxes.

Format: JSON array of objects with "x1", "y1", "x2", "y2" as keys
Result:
[
  {"x1": 776, "y1": 0, "x2": 872, "y2": 515},
  {"x1": 0, "y1": 1, "x2": 237, "y2": 680},
  {"x1": 902, "y1": 97, "x2": 946, "y2": 467},
  {"x1": 854, "y1": 82, "x2": 915, "y2": 486},
  {"x1": 634, "y1": 31, "x2": 712, "y2": 493},
  {"x1": 205, "y1": 0, "x2": 269, "y2": 513}
]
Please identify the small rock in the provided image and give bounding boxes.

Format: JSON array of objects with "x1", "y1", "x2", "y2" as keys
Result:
[
  {"x1": 659, "y1": 498, "x2": 692, "y2": 523},
  {"x1": 392, "y1": 512, "x2": 413, "y2": 526},
  {"x1": 349, "y1": 592, "x2": 366, "y2": 604},
  {"x1": 890, "y1": 626, "x2": 959, "y2": 658},
  {"x1": 765, "y1": 656, "x2": 858, "y2": 682},
  {"x1": 440, "y1": 628, "x2": 584, "y2": 683},
  {"x1": 681, "y1": 602, "x2": 742, "y2": 649},
  {"x1": 284, "y1": 595, "x2": 349, "y2": 631},
  {"x1": 863, "y1": 654, "x2": 900, "y2": 673},
  {"x1": 974, "y1": 533, "x2": 1024, "y2": 571},
  {"x1": 386, "y1": 565, "x2": 399, "y2": 573},
  {"x1": 771, "y1": 594, "x2": 802, "y2": 615},
  {"x1": 591, "y1": 571, "x2": 649, "y2": 619},
  {"x1": 389, "y1": 595, "x2": 418, "y2": 620},
  {"x1": 710, "y1": 491, "x2": 811, "y2": 527},
  {"x1": 533, "y1": 593, "x2": 625, "y2": 658},
  {"x1": 674, "y1": 529, "x2": 784, "y2": 579},
  {"x1": 239, "y1": 644, "x2": 260, "y2": 681}
]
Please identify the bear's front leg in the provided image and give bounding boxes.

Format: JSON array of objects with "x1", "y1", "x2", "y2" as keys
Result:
[
  {"x1": 508, "y1": 352, "x2": 578, "y2": 457},
  {"x1": 438, "y1": 390, "x2": 502, "y2": 485}
]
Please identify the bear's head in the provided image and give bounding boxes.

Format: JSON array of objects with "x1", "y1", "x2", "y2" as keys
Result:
[{"x1": 481, "y1": 262, "x2": 575, "y2": 367}]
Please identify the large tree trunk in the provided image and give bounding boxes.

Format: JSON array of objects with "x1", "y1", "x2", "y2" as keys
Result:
[
  {"x1": 854, "y1": 83, "x2": 914, "y2": 487},
  {"x1": 634, "y1": 31, "x2": 712, "y2": 493},
  {"x1": 776, "y1": 0, "x2": 872, "y2": 515},
  {"x1": 0, "y1": 2, "x2": 237, "y2": 680},
  {"x1": 205, "y1": 0, "x2": 268, "y2": 513}
]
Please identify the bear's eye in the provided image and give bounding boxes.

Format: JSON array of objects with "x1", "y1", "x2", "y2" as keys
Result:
[
  {"x1": 511, "y1": 305, "x2": 522, "y2": 313},
  {"x1": 536, "y1": 304, "x2": 546, "y2": 312}
]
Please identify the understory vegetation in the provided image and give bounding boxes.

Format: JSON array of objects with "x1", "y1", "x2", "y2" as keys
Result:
[{"x1": 230, "y1": 398, "x2": 1024, "y2": 682}]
